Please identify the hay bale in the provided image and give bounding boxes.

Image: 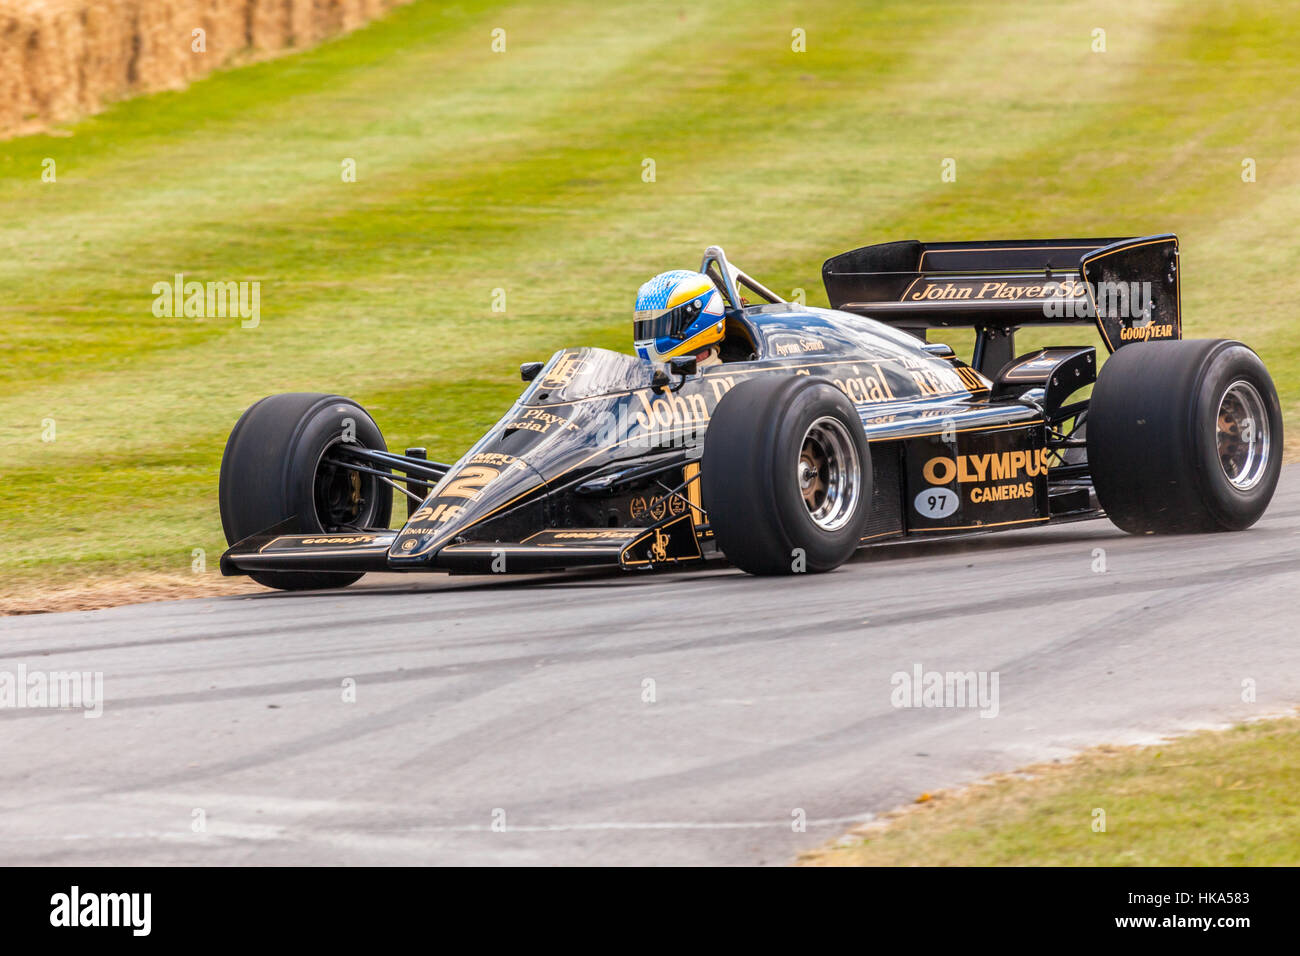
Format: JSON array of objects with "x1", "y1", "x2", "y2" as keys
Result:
[
  {"x1": 316, "y1": 0, "x2": 346, "y2": 40},
  {"x1": 78, "y1": 0, "x2": 135, "y2": 110},
  {"x1": 340, "y1": 0, "x2": 367, "y2": 32},
  {"x1": 0, "y1": 6, "x2": 27, "y2": 131},
  {"x1": 248, "y1": 0, "x2": 292, "y2": 51},
  {"x1": 132, "y1": 0, "x2": 192, "y2": 90},
  {"x1": 14, "y1": 0, "x2": 84, "y2": 124},
  {"x1": 287, "y1": 0, "x2": 323, "y2": 48},
  {"x1": 194, "y1": 0, "x2": 250, "y2": 65},
  {"x1": 0, "y1": 0, "x2": 417, "y2": 138}
]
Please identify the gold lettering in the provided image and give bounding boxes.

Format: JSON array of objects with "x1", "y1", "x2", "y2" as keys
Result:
[
  {"x1": 923, "y1": 457, "x2": 957, "y2": 484},
  {"x1": 708, "y1": 376, "x2": 736, "y2": 401},
  {"x1": 872, "y1": 364, "x2": 896, "y2": 400},
  {"x1": 634, "y1": 391, "x2": 655, "y2": 430}
]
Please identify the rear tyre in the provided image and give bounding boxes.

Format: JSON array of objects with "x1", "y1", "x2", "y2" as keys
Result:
[
  {"x1": 219, "y1": 393, "x2": 392, "y2": 590},
  {"x1": 702, "y1": 376, "x2": 872, "y2": 574},
  {"x1": 1087, "y1": 340, "x2": 1282, "y2": 534}
]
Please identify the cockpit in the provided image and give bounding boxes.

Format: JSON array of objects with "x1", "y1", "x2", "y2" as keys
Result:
[{"x1": 695, "y1": 246, "x2": 783, "y2": 363}]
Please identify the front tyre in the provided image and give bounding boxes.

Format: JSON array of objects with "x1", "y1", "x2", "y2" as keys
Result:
[
  {"x1": 1087, "y1": 340, "x2": 1282, "y2": 534},
  {"x1": 219, "y1": 393, "x2": 393, "y2": 590},
  {"x1": 702, "y1": 376, "x2": 872, "y2": 574}
]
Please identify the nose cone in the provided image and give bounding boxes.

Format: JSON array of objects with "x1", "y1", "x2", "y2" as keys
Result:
[
  {"x1": 385, "y1": 362, "x2": 652, "y2": 568},
  {"x1": 387, "y1": 448, "x2": 547, "y2": 565}
]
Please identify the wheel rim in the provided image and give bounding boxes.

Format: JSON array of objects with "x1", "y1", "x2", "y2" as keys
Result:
[
  {"x1": 797, "y1": 416, "x2": 861, "y2": 532},
  {"x1": 1216, "y1": 379, "x2": 1270, "y2": 491},
  {"x1": 313, "y1": 440, "x2": 382, "y2": 531}
]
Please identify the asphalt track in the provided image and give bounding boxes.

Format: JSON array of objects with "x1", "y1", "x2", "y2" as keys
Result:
[{"x1": 2, "y1": 467, "x2": 1298, "y2": 866}]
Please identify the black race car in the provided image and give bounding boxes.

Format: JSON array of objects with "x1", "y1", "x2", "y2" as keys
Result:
[{"x1": 219, "y1": 239, "x2": 1282, "y2": 589}]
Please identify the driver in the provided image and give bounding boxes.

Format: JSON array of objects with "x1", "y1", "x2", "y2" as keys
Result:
[{"x1": 633, "y1": 270, "x2": 727, "y2": 369}]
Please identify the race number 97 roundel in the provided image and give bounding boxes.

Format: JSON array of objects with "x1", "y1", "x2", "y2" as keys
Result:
[{"x1": 914, "y1": 487, "x2": 958, "y2": 519}]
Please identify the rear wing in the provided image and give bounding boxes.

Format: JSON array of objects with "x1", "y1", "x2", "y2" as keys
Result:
[{"x1": 822, "y1": 234, "x2": 1181, "y2": 373}]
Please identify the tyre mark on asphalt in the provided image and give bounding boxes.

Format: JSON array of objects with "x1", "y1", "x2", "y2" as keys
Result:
[{"x1": 90, "y1": 662, "x2": 540, "y2": 798}]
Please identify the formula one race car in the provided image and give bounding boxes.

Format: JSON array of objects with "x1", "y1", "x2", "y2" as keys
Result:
[{"x1": 219, "y1": 239, "x2": 1282, "y2": 589}]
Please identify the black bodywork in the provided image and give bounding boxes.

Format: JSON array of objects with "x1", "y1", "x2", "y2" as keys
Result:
[{"x1": 222, "y1": 236, "x2": 1182, "y2": 578}]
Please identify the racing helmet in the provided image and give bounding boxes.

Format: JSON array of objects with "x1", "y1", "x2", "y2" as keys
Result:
[{"x1": 633, "y1": 270, "x2": 726, "y2": 363}]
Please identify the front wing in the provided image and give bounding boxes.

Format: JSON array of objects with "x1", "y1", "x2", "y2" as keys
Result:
[{"x1": 220, "y1": 513, "x2": 704, "y2": 576}]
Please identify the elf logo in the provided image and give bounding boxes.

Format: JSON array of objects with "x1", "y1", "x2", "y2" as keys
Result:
[
  {"x1": 922, "y1": 448, "x2": 1051, "y2": 484},
  {"x1": 50, "y1": 885, "x2": 151, "y2": 936}
]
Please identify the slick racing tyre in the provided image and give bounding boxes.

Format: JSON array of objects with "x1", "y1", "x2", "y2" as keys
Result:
[
  {"x1": 1088, "y1": 340, "x2": 1282, "y2": 534},
  {"x1": 219, "y1": 393, "x2": 392, "y2": 590},
  {"x1": 702, "y1": 376, "x2": 872, "y2": 575}
]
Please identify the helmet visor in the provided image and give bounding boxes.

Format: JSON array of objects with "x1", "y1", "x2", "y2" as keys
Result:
[{"x1": 633, "y1": 298, "x2": 704, "y2": 343}]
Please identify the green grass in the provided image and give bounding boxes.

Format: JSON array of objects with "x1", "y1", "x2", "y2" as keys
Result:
[
  {"x1": 2, "y1": 0, "x2": 1299, "y2": 597},
  {"x1": 800, "y1": 716, "x2": 1300, "y2": 866}
]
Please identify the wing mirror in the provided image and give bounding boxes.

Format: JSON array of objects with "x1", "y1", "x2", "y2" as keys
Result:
[
  {"x1": 669, "y1": 355, "x2": 698, "y2": 376},
  {"x1": 520, "y1": 361, "x2": 544, "y2": 382},
  {"x1": 652, "y1": 356, "x2": 697, "y2": 393}
]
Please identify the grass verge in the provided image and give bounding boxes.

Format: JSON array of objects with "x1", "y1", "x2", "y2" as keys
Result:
[{"x1": 799, "y1": 714, "x2": 1300, "y2": 866}]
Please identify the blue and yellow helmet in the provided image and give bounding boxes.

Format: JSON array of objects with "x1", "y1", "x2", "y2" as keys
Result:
[{"x1": 633, "y1": 270, "x2": 726, "y2": 364}]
